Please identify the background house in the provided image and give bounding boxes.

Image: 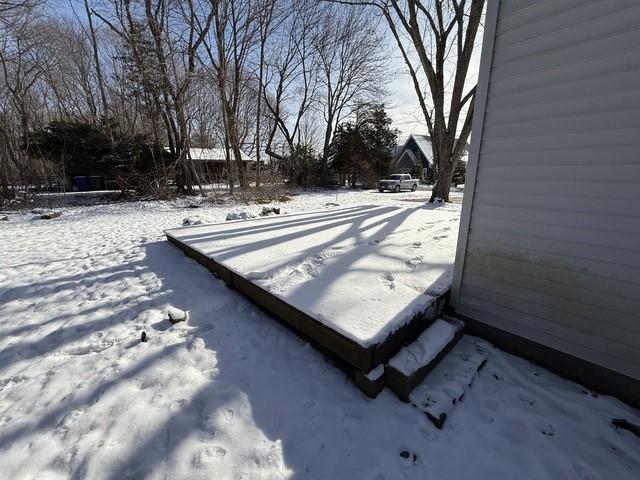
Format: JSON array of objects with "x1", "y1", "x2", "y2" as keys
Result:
[
  {"x1": 165, "y1": 147, "x2": 253, "y2": 180},
  {"x1": 451, "y1": 0, "x2": 640, "y2": 407},
  {"x1": 394, "y1": 134, "x2": 469, "y2": 183},
  {"x1": 394, "y1": 134, "x2": 433, "y2": 180}
]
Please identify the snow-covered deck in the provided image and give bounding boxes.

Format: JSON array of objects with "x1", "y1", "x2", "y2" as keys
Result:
[{"x1": 166, "y1": 204, "x2": 458, "y2": 371}]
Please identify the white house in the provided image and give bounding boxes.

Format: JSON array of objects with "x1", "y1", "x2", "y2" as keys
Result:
[{"x1": 451, "y1": 0, "x2": 640, "y2": 407}]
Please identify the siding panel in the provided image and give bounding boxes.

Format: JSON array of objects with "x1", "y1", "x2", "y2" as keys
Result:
[
  {"x1": 461, "y1": 281, "x2": 640, "y2": 353},
  {"x1": 455, "y1": 0, "x2": 640, "y2": 381},
  {"x1": 497, "y1": 1, "x2": 639, "y2": 47},
  {"x1": 490, "y1": 48, "x2": 640, "y2": 97}
]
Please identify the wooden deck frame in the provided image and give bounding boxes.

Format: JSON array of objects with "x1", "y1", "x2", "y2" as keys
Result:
[{"x1": 166, "y1": 233, "x2": 447, "y2": 373}]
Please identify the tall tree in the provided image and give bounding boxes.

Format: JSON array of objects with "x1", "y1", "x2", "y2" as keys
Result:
[
  {"x1": 94, "y1": 0, "x2": 214, "y2": 194},
  {"x1": 261, "y1": 0, "x2": 320, "y2": 167},
  {"x1": 196, "y1": 0, "x2": 259, "y2": 191},
  {"x1": 0, "y1": 0, "x2": 45, "y2": 198},
  {"x1": 253, "y1": 0, "x2": 276, "y2": 190},
  {"x1": 330, "y1": 0, "x2": 484, "y2": 202},
  {"x1": 315, "y1": 6, "x2": 387, "y2": 180},
  {"x1": 82, "y1": 0, "x2": 111, "y2": 139}
]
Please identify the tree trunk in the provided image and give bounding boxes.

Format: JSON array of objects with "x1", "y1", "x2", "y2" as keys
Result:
[
  {"x1": 429, "y1": 147, "x2": 458, "y2": 203},
  {"x1": 320, "y1": 115, "x2": 334, "y2": 184},
  {"x1": 84, "y1": 0, "x2": 111, "y2": 140}
]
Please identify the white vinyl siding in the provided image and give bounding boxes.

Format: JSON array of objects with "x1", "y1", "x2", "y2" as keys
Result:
[{"x1": 454, "y1": 0, "x2": 640, "y2": 380}]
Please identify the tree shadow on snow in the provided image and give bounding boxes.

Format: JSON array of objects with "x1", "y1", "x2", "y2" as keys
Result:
[
  {"x1": 0, "y1": 205, "x2": 452, "y2": 479},
  {"x1": 97, "y1": 206, "x2": 448, "y2": 479}
]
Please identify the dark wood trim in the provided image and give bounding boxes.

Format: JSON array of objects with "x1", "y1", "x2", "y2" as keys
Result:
[
  {"x1": 166, "y1": 233, "x2": 447, "y2": 373},
  {"x1": 353, "y1": 370, "x2": 385, "y2": 399},
  {"x1": 167, "y1": 233, "x2": 371, "y2": 370},
  {"x1": 452, "y1": 310, "x2": 640, "y2": 410}
]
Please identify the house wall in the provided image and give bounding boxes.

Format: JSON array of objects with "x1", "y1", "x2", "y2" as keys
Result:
[{"x1": 452, "y1": 0, "x2": 640, "y2": 399}]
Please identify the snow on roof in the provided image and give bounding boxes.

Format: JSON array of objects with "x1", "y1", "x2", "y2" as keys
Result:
[
  {"x1": 412, "y1": 134, "x2": 433, "y2": 161},
  {"x1": 163, "y1": 147, "x2": 253, "y2": 162},
  {"x1": 397, "y1": 134, "x2": 470, "y2": 164},
  {"x1": 395, "y1": 134, "x2": 433, "y2": 165}
]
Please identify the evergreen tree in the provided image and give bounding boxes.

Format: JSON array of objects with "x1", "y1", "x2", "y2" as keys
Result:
[{"x1": 329, "y1": 104, "x2": 398, "y2": 187}]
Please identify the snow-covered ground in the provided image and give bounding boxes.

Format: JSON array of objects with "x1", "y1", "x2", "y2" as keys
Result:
[
  {"x1": 167, "y1": 204, "x2": 457, "y2": 347},
  {"x1": 1, "y1": 188, "x2": 639, "y2": 479}
]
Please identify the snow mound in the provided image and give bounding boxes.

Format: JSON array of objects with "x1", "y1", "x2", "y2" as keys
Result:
[
  {"x1": 225, "y1": 211, "x2": 255, "y2": 221},
  {"x1": 182, "y1": 217, "x2": 203, "y2": 226}
]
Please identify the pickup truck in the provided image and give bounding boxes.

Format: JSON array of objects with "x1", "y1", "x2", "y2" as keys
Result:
[{"x1": 378, "y1": 174, "x2": 419, "y2": 193}]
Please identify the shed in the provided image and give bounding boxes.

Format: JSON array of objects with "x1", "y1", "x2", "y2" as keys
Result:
[
  {"x1": 451, "y1": 0, "x2": 640, "y2": 406},
  {"x1": 164, "y1": 147, "x2": 253, "y2": 179}
]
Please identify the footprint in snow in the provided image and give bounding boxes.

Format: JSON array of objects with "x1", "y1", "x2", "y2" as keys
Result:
[
  {"x1": 572, "y1": 463, "x2": 597, "y2": 480},
  {"x1": 170, "y1": 398, "x2": 188, "y2": 412},
  {"x1": 193, "y1": 446, "x2": 227, "y2": 467},
  {"x1": 399, "y1": 449, "x2": 418, "y2": 466},
  {"x1": 518, "y1": 393, "x2": 536, "y2": 406},
  {"x1": 222, "y1": 408, "x2": 234, "y2": 422},
  {"x1": 537, "y1": 422, "x2": 556, "y2": 437},
  {"x1": 397, "y1": 448, "x2": 428, "y2": 479},
  {"x1": 379, "y1": 272, "x2": 396, "y2": 290},
  {"x1": 405, "y1": 256, "x2": 423, "y2": 270},
  {"x1": 484, "y1": 399, "x2": 501, "y2": 412}
]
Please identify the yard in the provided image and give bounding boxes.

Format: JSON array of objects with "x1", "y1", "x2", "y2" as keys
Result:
[{"x1": 0, "y1": 188, "x2": 638, "y2": 479}]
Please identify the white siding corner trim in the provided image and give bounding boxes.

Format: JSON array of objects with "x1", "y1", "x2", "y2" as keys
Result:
[{"x1": 451, "y1": 0, "x2": 501, "y2": 306}]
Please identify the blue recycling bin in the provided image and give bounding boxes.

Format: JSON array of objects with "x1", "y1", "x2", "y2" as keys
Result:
[{"x1": 74, "y1": 176, "x2": 91, "y2": 191}]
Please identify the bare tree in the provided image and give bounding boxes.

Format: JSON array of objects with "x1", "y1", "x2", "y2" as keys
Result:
[
  {"x1": 314, "y1": 6, "x2": 388, "y2": 178},
  {"x1": 196, "y1": 0, "x2": 259, "y2": 191},
  {"x1": 0, "y1": 1, "x2": 46, "y2": 198},
  {"x1": 253, "y1": 0, "x2": 276, "y2": 190},
  {"x1": 82, "y1": 0, "x2": 112, "y2": 138},
  {"x1": 94, "y1": 0, "x2": 214, "y2": 194},
  {"x1": 330, "y1": 0, "x2": 484, "y2": 202},
  {"x1": 261, "y1": 0, "x2": 320, "y2": 164}
]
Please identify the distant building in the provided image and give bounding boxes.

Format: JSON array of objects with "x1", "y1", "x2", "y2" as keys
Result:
[
  {"x1": 164, "y1": 147, "x2": 253, "y2": 178},
  {"x1": 394, "y1": 134, "x2": 468, "y2": 182},
  {"x1": 394, "y1": 134, "x2": 433, "y2": 180}
]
